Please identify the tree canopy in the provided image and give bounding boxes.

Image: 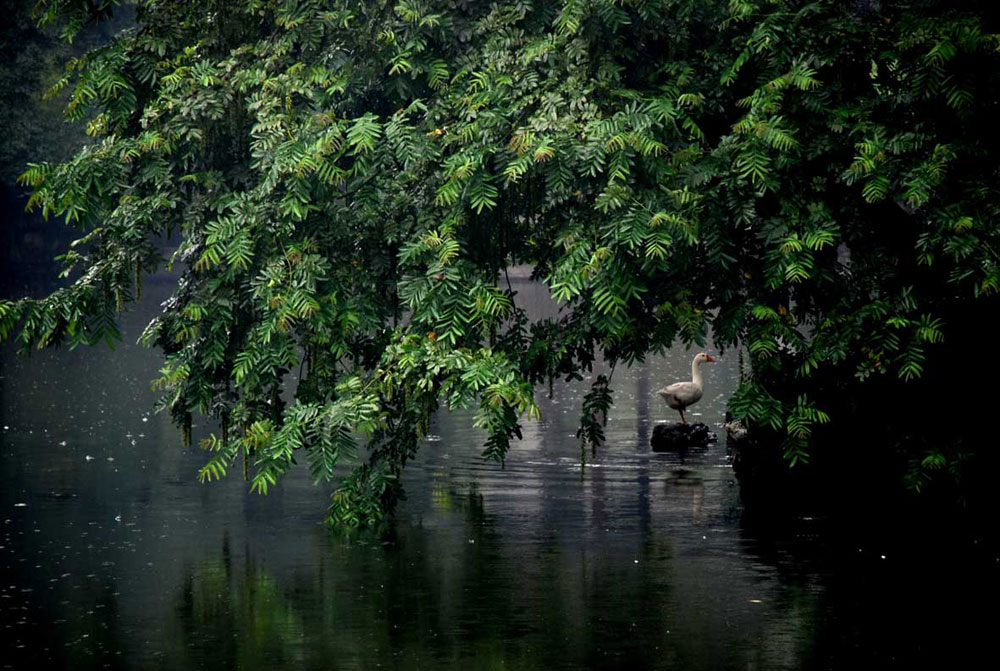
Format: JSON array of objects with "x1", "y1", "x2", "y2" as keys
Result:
[{"x1": 3, "y1": 0, "x2": 1000, "y2": 527}]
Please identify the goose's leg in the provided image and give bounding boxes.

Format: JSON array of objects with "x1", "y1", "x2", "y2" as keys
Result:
[{"x1": 679, "y1": 407, "x2": 687, "y2": 424}]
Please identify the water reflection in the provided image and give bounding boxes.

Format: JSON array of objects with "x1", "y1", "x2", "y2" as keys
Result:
[
  {"x1": 1, "y1": 275, "x2": 996, "y2": 669},
  {"x1": 170, "y1": 489, "x2": 809, "y2": 671}
]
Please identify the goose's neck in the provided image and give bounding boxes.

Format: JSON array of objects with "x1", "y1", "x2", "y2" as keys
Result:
[{"x1": 691, "y1": 358, "x2": 704, "y2": 387}]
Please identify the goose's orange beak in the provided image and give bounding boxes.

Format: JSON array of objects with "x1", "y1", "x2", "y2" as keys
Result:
[{"x1": 706, "y1": 355, "x2": 716, "y2": 362}]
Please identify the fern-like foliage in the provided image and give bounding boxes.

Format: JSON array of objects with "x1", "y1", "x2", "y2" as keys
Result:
[{"x1": 5, "y1": 0, "x2": 1000, "y2": 526}]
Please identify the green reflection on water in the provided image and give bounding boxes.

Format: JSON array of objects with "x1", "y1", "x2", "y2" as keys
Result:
[{"x1": 165, "y1": 488, "x2": 819, "y2": 671}]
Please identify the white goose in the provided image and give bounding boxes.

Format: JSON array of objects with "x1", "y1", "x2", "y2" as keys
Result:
[{"x1": 657, "y1": 352, "x2": 716, "y2": 424}]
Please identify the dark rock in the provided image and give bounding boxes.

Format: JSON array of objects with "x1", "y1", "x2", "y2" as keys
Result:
[
  {"x1": 724, "y1": 416, "x2": 816, "y2": 521},
  {"x1": 724, "y1": 421, "x2": 748, "y2": 442},
  {"x1": 651, "y1": 422, "x2": 716, "y2": 454}
]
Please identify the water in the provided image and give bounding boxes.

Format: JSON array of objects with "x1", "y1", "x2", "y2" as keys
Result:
[{"x1": 1, "y1": 274, "x2": 997, "y2": 669}]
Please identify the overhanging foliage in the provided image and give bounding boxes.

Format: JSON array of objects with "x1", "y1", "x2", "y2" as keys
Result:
[{"x1": 3, "y1": 0, "x2": 1000, "y2": 526}]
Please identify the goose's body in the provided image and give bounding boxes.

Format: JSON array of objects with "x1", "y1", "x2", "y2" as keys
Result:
[{"x1": 658, "y1": 352, "x2": 715, "y2": 424}]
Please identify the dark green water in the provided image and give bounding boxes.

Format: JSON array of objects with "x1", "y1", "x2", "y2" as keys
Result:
[{"x1": 2, "y1": 269, "x2": 997, "y2": 670}]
